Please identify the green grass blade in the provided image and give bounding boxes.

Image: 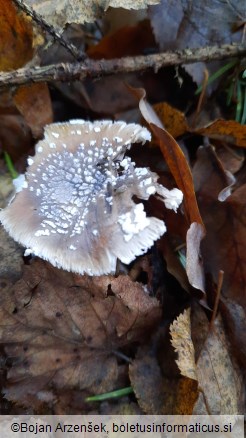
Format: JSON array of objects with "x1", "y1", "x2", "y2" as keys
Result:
[
  {"x1": 4, "y1": 152, "x2": 18, "y2": 179},
  {"x1": 236, "y1": 81, "x2": 243, "y2": 122},
  {"x1": 85, "y1": 386, "x2": 133, "y2": 402},
  {"x1": 195, "y1": 60, "x2": 238, "y2": 95},
  {"x1": 240, "y1": 86, "x2": 246, "y2": 125}
]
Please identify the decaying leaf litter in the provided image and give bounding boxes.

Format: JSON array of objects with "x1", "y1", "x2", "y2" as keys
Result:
[{"x1": 0, "y1": 0, "x2": 245, "y2": 416}]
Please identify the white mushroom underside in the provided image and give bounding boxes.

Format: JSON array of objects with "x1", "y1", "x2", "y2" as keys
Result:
[{"x1": 0, "y1": 120, "x2": 183, "y2": 275}]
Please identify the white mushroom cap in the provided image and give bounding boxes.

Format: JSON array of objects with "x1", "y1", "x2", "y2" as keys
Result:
[{"x1": 0, "y1": 120, "x2": 183, "y2": 275}]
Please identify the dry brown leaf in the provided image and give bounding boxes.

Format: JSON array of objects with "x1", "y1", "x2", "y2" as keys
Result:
[
  {"x1": 193, "y1": 146, "x2": 246, "y2": 307},
  {"x1": 1, "y1": 259, "x2": 161, "y2": 408},
  {"x1": 159, "y1": 234, "x2": 190, "y2": 292},
  {"x1": 82, "y1": 74, "x2": 142, "y2": 115},
  {"x1": 135, "y1": 89, "x2": 204, "y2": 227},
  {"x1": 88, "y1": 20, "x2": 156, "y2": 59},
  {"x1": 215, "y1": 145, "x2": 244, "y2": 175},
  {"x1": 193, "y1": 314, "x2": 244, "y2": 414},
  {"x1": 220, "y1": 298, "x2": 246, "y2": 370},
  {"x1": 130, "y1": 87, "x2": 206, "y2": 293},
  {"x1": 0, "y1": 226, "x2": 23, "y2": 282},
  {"x1": 170, "y1": 308, "x2": 197, "y2": 381},
  {"x1": 0, "y1": 172, "x2": 13, "y2": 209},
  {"x1": 14, "y1": 84, "x2": 53, "y2": 138},
  {"x1": 129, "y1": 326, "x2": 199, "y2": 414},
  {"x1": 25, "y1": 0, "x2": 160, "y2": 29},
  {"x1": 0, "y1": 114, "x2": 32, "y2": 161},
  {"x1": 154, "y1": 102, "x2": 188, "y2": 138},
  {"x1": 0, "y1": 0, "x2": 33, "y2": 71},
  {"x1": 129, "y1": 351, "x2": 166, "y2": 414},
  {"x1": 149, "y1": 0, "x2": 244, "y2": 86},
  {"x1": 186, "y1": 223, "x2": 205, "y2": 292},
  {"x1": 196, "y1": 119, "x2": 246, "y2": 148},
  {"x1": 154, "y1": 102, "x2": 246, "y2": 147}
]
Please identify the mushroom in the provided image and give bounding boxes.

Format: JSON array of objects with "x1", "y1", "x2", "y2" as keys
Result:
[{"x1": 0, "y1": 120, "x2": 183, "y2": 275}]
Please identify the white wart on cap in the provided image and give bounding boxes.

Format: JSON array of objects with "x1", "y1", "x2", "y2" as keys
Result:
[{"x1": 0, "y1": 120, "x2": 183, "y2": 275}]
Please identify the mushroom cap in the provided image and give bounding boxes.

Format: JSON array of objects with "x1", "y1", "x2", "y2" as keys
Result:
[{"x1": 0, "y1": 120, "x2": 182, "y2": 275}]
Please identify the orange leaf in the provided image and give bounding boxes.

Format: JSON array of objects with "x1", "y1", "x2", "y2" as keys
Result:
[
  {"x1": 0, "y1": 0, "x2": 33, "y2": 71},
  {"x1": 87, "y1": 20, "x2": 156, "y2": 59},
  {"x1": 154, "y1": 102, "x2": 246, "y2": 148},
  {"x1": 152, "y1": 124, "x2": 204, "y2": 227},
  {"x1": 196, "y1": 119, "x2": 246, "y2": 147},
  {"x1": 128, "y1": 85, "x2": 206, "y2": 293},
  {"x1": 130, "y1": 87, "x2": 203, "y2": 226},
  {"x1": 154, "y1": 102, "x2": 189, "y2": 138}
]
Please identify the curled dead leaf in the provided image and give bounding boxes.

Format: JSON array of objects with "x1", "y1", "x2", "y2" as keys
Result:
[{"x1": 128, "y1": 86, "x2": 206, "y2": 294}]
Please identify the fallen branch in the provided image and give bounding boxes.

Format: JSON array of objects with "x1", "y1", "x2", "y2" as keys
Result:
[{"x1": 0, "y1": 43, "x2": 245, "y2": 90}]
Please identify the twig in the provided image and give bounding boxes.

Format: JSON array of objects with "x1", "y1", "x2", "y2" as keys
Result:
[
  {"x1": 0, "y1": 43, "x2": 245, "y2": 90},
  {"x1": 12, "y1": 0, "x2": 86, "y2": 61},
  {"x1": 209, "y1": 270, "x2": 224, "y2": 330},
  {"x1": 191, "y1": 68, "x2": 209, "y2": 128}
]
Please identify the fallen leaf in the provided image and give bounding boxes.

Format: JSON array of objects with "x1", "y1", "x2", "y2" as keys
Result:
[
  {"x1": 149, "y1": 0, "x2": 244, "y2": 86},
  {"x1": 158, "y1": 234, "x2": 190, "y2": 293},
  {"x1": 129, "y1": 325, "x2": 199, "y2": 414},
  {"x1": 1, "y1": 259, "x2": 161, "y2": 408},
  {"x1": 154, "y1": 101, "x2": 246, "y2": 147},
  {"x1": 193, "y1": 314, "x2": 244, "y2": 414},
  {"x1": 129, "y1": 349, "x2": 166, "y2": 414},
  {"x1": 82, "y1": 74, "x2": 142, "y2": 115},
  {"x1": 193, "y1": 145, "x2": 246, "y2": 307},
  {"x1": 215, "y1": 145, "x2": 244, "y2": 175},
  {"x1": 153, "y1": 102, "x2": 188, "y2": 138},
  {"x1": 0, "y1": 0, "x2": 33, "y2": 71},
  {"x1": 14, "y1": 84, "x2": 53, "y2": 138},
  {"x1": 0, "y1": 114, "x2": 32, "y2": 161},
  {"x1": 0, "y1": 227, "x2": 23, "y2": 282},
  {"x1": 130, "y1": 87, "x2": 206, "y2": 293},
  {"x1": 25, "y1": 0, "x2": 160, "y2": 29},
  {"x1": 170, "y1": 308, "x2": 197, "y2": 381},
  {"x1": 220, "y1": 298, "x2": 246, "y2": 370},
  {"x1": 186, "y1": 223, "x2": 205, "y2": 292},
  {"x1": 197, "y1": 119, "x2": 246, "y2": 148},
  {"x1": 87, "y1": 20, "x2": 156, "y2": 59},
  {"x1": 136, "y1": 89, "x2": 204, "y2": 227},
  {"x1": 84, "y1": 21, "x2": 157, "y2": 116},
  {"x1": 0, "y1": 172, "x2": 13, "y2": 209}
]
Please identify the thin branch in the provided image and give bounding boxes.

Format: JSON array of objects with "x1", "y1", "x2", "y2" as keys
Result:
[
  {"x1": 209, "y1": 270, "x2": 224, "y2": 331},
  {"x1": 12, "y1": 0, "x2": 86, "y2": 61},
  {"x1": 0, "y1": 43, "x2": 245, "y2": 90}
]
